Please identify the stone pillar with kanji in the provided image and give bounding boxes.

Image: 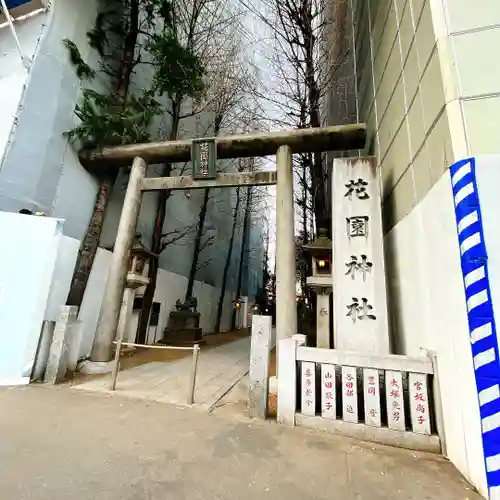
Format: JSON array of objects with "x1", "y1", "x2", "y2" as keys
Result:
[{"x1": 331, "y1": 157, "x2": 390, "y2": 354}]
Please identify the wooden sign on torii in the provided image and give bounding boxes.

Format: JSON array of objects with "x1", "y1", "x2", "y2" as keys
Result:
[{"x1": 80, "y1": 124, "x2": 366, "y2": 368}]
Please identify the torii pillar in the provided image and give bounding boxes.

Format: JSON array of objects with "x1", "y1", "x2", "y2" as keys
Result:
[
  {"x1": 90, "y1": 156, "x2": 147, "y2": 364},
  {"x1": 275, "y1": 145, "x2": 298, "y2": 358}
]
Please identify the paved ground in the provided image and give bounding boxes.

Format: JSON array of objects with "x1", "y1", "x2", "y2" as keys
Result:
[
  {"x1": 0, "y1": 385, "x2": 479, "y2": 500},
  {"x1": 72, "y1": 338, "x2": 250, "y2": 411}
]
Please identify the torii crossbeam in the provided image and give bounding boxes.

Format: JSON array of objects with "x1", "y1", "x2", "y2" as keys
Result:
[{"x1": 84, "y1": 124, "x2": 366, "y2": 368}]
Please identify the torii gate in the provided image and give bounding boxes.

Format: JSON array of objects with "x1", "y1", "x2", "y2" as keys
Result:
[{"x1": 80, "y1": 124, "x2": 366, "y2": 365}]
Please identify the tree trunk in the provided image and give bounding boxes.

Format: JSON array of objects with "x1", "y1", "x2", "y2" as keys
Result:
[
  {"x1": 215, "y1": 187, "x2": 241, "y2": 333},
  {"x1": 184, "y1": 118, "x2": 221, "y2": 301},
  {"x1": 65, "y1": 0, "x2": 140, "y2": 308},
  {"x1": 304, "y1": 20, "x2": 328, "y2": 234},
  {"x1": 185, "y1": 188, "x2": 209, "y2": 300},
  {"x1": 302, "y1": 155, "x2": 309, "y2": 241},
  {"x1": 66, "y1": 173, "x2": 117, "y2": 306},
  {"x1": 232, "y1": 187, "x2": 251, "y2": 328},
  {"x1": 136, "y1": 104, "x2": 181, "y2": 343}
]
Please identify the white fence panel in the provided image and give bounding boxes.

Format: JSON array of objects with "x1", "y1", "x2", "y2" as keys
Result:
[
  {"x1": 321, "y1": 363, "x2": 336, "y2": 419},
  {"x1": 277, "y1": 340, "x2": 442, "y2": 453},
  {"x1": 409, "y1": 372, "x2": 431, "y2": 435},
  {"x1": 364, "y1": 368, "x2": 381, "y2": 427},
  {"x1": 342, "y1": 366, "x2": 358, "y2": 423},
  {"x1": 386, "y1": 370, "x2": 406, "y2": 431},
  {"x1": 301, "y1": 362, "x2": 316, "y2": 417}
]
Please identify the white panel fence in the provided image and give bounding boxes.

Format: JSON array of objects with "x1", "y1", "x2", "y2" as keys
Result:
[{"x1": 277, "y1": 337, "x2": 445, "y2": 453}]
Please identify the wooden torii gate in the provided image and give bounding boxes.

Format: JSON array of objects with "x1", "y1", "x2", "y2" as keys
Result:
[{"x1": 81, "y1": 124, "x2": 366, "y2": 365}]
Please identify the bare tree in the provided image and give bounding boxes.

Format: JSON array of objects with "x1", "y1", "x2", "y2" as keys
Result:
[
  {"x1": 185, "y1": 38, "x2": 258, "y2": 301},
  {"x1": 137, "y1": 0, "x2": 246, "y2": 342},
  {"x1": 236, "y1": 0, "x2": 350, "y2": 235}
]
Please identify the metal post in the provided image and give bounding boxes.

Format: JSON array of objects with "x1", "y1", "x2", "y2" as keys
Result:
[
  {"x1": 275, "y1": 145, "x2": 297, "y2": 375},
  {"x1": 187, "y1": 344, "x2": 200, "y2": 404},
  {"x1": 109, "y1": 319, "x2": 124, "y2": 391},
  {"x1": 0, "y1": 0, "x2": 30, "y2": 69},
  {"x1": 91, "y1": 156, "x2": 147, "y2": 362}
]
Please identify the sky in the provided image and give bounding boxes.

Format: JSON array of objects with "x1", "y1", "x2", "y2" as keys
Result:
[{"x1": 236, "y1": 0, "x2": 312, "y2": 274}]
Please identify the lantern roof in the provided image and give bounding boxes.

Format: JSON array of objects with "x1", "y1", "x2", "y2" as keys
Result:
[
  {"x1": 131, "y1": 234, "x2": 157, "y2": 259},
  {"x1": 105, "y1": 234, "x2": 157, "y2": 258},
  {"x1": 302, "y1": 229, "x2": 332, "y2": 256}
]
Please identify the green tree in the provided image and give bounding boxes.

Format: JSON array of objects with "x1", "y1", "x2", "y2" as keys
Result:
[{"x1": 64, "y1": 0, "x2": 205, "y2": 311}]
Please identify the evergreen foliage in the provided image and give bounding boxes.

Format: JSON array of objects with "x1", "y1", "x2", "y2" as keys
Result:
[
  {"x1": 63, "y1": 0, "x2": 206, "y2": 149},
  {"x1": 62, "y1": 39, "x2": 96, "y2": 80}
]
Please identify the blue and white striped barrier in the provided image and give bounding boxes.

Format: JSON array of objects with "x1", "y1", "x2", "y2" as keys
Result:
[{"x1": 450, "y1": 156, "x2": 500, "y2": 499}]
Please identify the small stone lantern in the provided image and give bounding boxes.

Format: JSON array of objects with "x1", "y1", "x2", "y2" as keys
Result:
[
  {"x1": 116, "y1": 236, "x2": 156, "y2": 349},
  {"x1": 302, "y1": 229, "x2": 333, "y2": 349},
  {"x1": 127, "y1": 238, "x2": 155, "y2": 289}
]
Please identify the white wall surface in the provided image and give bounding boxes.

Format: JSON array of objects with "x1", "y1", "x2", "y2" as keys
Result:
[
  {"x1": 45, "y1": 235, "x2": 236, "y2": 360},
  {"x1": 0, "y1": 213, "x2": 62, "y2": 385},
  {"x1": 384, "y1": 170, "x2": 486, "y2": 496},
  {"x1": 0, "y1": 11, "x2": 47, "y2": 166},
  {"x1": 0, "y1": 0, "x2": 102, "y2": 235},
  {"x1": 43, "y1": 234, "x2": 79, "y2": 321}
]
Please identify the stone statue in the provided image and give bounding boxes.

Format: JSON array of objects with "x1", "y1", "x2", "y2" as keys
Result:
[
  {"x1": 175, "y1": 297, "x2": 198, "y2": 313},
  {"x1": 163, "y1": 297, "x2": 203, "y2": 345}
]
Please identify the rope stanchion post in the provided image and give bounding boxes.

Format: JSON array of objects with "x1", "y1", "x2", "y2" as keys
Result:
[
  {"x1": 109, "y1": 330, "x2": 125, "y2": 391},
  {"x1": 109, "y1": 341, "x2": 200, "y2": 393},
  {"x1": 187, "y1": 344, "x2": 200, "y2": 405}
]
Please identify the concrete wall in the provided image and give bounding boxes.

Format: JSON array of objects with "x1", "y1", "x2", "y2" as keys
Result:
[
  {"x1": 384, "y1": 171, "x2": 486, "y2": 494},
  {"x1": 351, "y1": 0, "x2": 454, "y2": 232},
  {"x1": 45, "y1": 235, "x2": 236, "y2": 361},
  {"x1": 325, "y1": 0, "x2": 500, "y2": 495},
  {"x1": 430, "y1": 0, "x2": 500, "y2": 159},
  {"x1": 0, "y1": 0, "x2": 263, "y2": 304},
  {"x1": 0, "y1": 213, "x2": 62, "y2": 385},
  {"x1": 351, "y1": 0, "x2": 500, "y2": 233},
  {"x1": 0, "y1": 9, "x2": 47, "y2": 167}
]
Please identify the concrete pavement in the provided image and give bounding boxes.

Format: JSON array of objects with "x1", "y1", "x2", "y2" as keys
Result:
[
  {"x1": 72, "y1": 337, "x2": 250, "y2": 411},
  {"x1": 0, "y1": 385, "x2": 479, "y2": 500}
]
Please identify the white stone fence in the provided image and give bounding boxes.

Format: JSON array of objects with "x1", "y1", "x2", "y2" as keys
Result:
[
  {"x1": 33, "y1": 306, "x2": 83, "y2": 384},
  {"x1": 277, "y1": 337, "x2": 445, "y2": 454},
  {"x1": 248, "y1": 315, "x2": 275, "y2": 419}
]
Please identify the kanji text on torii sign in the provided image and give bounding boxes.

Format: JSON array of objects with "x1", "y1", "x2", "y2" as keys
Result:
[{"x1": 192, "y1": 138, "x2": 216, "y2": 180}]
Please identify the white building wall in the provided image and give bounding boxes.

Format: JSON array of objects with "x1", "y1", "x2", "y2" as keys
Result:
[
  {"x1": 0, "y1": 10, "x2": 47, "y2": 167},
  {"x1": 432, "y1": 0, "x2": 500, "y2": 158},
  {"x1": 384, "y1": 171, "x2": 486, "y2": 495},
  {"x1": 45, "y1": 234, "x2": 237, "y2": 360},
  {"x1": 0, "y1": 0, "x2": 102, "y2": 221},
  {"x1": 0, "y1": 0, "x2": 262, "y2": 321},
  {"x1": 328, "y1": 0, "x2": 500, "y2": 496}
]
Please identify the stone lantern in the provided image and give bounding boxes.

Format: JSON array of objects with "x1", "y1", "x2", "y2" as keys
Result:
[
  {"x1": 302, "y1": 229, "x2": 333, "y2": 349},
  {"x1": 127, "y1": 238, "x2": 154, "y2": 289},
  {"x1": 116, "y1": 236, "x2": 156, "y2": 349}
]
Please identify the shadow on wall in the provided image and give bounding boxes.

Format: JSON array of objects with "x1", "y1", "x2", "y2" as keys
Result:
[{"x1": 379, "y1": 169, "x2": 402, "y2": 354}]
